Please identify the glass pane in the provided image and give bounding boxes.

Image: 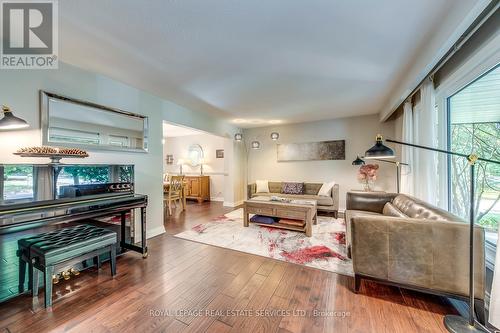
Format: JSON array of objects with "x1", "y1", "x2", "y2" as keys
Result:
[
  {"x1": 448, "y1": 66, "x2": 500, "y2": 232},
  {"x1": 2, "y1": 165, "x2": 34, "y2": 201}
]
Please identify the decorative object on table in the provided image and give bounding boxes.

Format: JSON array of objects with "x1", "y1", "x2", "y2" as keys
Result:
[
  {"x1": 177, "y1": 158, "x2": 184, "y2": 175},
  {"x1": 489, "y1": 228, "x2": 500, "y2": 330},
  {"x1": 0, "y1": 105, "x2": 29, "y2": 130},
  {"x1": 14, "y1": 146, "x2": 89, "y2": 164},
  {"x1": 187, "y1": 144, "x2": 204, "y2": 166},
  {"x1": 357, "y1": 163, "x2": 379, "y2": 191},
  {"x1": 352, "y1": 155, "x2": 409, "y2": 193},
  {"x1": 270, "y1": 195, "x2": 291, "y2": 203},
  {"x1": 40, "y1": 91, "x2": 148, "y2": 153},
  {"x1": 277, "y1": 140, "x2": 345, "y2": 162},
  {"x1": 166, "y1": 154, "x2": 174, "y2": 165},
  {"x1": 364, "y1": 134, "x2": 500, "y2": 333},
  {"x1": 175, "y1": 208, "x2": 353, "y2": 276},
  {"x1": 216, "y1": 149, "x2": 224, "y2": 158}
]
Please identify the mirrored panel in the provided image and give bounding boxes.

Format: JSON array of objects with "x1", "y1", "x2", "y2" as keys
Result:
[{"x1": 40, "y1": 91, "x2": 149, "y2": 152}]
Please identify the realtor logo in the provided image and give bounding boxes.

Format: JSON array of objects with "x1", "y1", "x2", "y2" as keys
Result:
[{"x1": 1, "y1": 0, "x2": 58, "y2": 69}]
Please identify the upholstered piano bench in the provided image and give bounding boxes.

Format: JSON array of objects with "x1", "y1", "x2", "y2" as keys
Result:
[{"x1": 17, "y1": 224, "x2": 117, "y2": 308}]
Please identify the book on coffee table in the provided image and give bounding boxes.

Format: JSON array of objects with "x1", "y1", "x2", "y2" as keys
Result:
[{"x1": 278, "y1": 218, "x2": 305, "y2": 226}]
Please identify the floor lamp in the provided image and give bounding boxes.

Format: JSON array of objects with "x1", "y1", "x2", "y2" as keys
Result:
[
  {"x1": 352, "y1": 156, "x2": 409, "y2": 193},
  {"x1": 234, "y1": 132, "x2": 280, "y2": 198},
  {"x1": 364, "y1": 134, "x2": 500, "y2": 333}
]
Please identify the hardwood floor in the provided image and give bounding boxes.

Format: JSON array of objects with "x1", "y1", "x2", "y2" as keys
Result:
[{"x1": 0, "y1": 201, "x2": 456, "y2": 333}]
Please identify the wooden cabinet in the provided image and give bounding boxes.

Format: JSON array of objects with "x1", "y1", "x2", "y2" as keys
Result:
[{"x1": 184, "y1": 176, "x2": 210, "y2": 203}]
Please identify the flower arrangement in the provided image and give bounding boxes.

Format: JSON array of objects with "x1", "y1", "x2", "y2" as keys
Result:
[{"x1": 358, "y1": 164, "x2": 379, "y2": 191}]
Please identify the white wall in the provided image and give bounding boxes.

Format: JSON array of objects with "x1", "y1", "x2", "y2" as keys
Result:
[
  {"x1": 244, "y1": 114, "x2": 396, "y2": 211},
  {"x1": 0, "y1": 62, "x2": 240, "y2": 238},
  {"x1": 164, "y1": 133, "x2": 227, "y2": 201}
]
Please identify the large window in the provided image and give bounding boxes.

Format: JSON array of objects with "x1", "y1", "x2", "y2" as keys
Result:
[{"x1": 447, "y1": 65, "x2": 500, "y2": 231}]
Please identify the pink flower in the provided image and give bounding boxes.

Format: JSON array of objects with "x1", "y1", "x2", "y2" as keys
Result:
[{"x1": 358, "y1": 164, "x2": 379, "y2": 181}]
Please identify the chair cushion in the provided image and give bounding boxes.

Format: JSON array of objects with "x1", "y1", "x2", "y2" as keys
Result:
[
  {"x1": 255, "y1": 180, "x2": 270, "y2": 193},
  {"x1": 382, "y1": 202, "x2": 407, "y2": 218},
  {"x1": 282, "y1": 182, "x2": 304, "y2": 195},
  {"x1": 21, "y1": 225, "x2": 117, "y2": 265}
]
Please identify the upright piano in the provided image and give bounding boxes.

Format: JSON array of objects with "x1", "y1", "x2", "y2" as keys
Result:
[{"x1": 0, "y1": 163, "x2": 147, "y2": 302}]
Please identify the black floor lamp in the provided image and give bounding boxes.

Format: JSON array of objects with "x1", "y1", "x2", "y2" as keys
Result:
[
  {"x1": 352, "y1": 156, "x2": 409, "y2": 193},
  {"x1": 364, "y1": 134, "x2": 500, "y2": 333}
]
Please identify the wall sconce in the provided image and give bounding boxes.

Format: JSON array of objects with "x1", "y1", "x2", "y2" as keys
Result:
[
  {"x1": 234, "y1": 133, "x2": 243, "y2": 141},
  {"x1": 251, "y1": 141, "x2": 261, "y2": 149},
  {"x1": 0, "y1": 105, "x2": 29, "y2": 130},
  {"x1": 270, "y1": 132, "x2": 279, "y2": 141}
]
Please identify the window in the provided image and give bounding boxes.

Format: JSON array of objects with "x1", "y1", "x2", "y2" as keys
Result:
[
  {"x1": 447, "y1": 65, "x2": 500, "y2": 232},
  {"x1": 2, "y1": 165, "x2": 34, "y2": 201}
]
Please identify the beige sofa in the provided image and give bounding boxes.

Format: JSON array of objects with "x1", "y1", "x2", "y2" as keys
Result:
[
  {"x1": 345, "y1": 191, "x2": 485, "y2": 301},
  {"x1": 247, "y1": 182, "x2": 339, "y2": 217}
]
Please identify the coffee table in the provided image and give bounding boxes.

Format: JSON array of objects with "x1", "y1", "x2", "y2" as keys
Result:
[{"x1": 243, "y1": 196, "x2": 317, "y2": 237}]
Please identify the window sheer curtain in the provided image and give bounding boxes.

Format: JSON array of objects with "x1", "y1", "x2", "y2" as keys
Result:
[
  {"x1": 400, "y1": 78, "x2": 438, "y2": 204},
  {"x1": 400, "y1": 101, "x2": 414, "y2": 195},
  {"x1": 491, "y1": 229, "x2": 500, "y2": 329}
]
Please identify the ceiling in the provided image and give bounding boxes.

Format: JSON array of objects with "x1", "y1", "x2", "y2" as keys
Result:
[
  {"x1": 59, "y1": 0, "x2": 484, "y2": 127},
  {"x1": 163, "y1": 122, "x2": 204, "y2": 138}
]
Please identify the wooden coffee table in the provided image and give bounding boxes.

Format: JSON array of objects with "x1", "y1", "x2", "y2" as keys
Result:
[{"x1": 243, "y1": 196, "x2": 317, "y2": 237}]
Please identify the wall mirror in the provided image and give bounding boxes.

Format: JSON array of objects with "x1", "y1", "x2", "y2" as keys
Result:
[
  {"x1": 40, "y1": 91, "x2": 149, "y2": 153},
  {"x1": 188, "y1": 144, "x2": 204, "y2": 166}
]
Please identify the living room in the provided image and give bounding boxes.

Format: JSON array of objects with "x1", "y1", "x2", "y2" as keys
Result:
[{"x1": 0, "y1": 1, "x2": 499, "y2": 333}]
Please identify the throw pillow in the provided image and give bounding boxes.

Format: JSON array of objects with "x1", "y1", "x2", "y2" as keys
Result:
[
  {"x1": 282, "y1": 182, "x2": 304, "y2": 195},
  {"x1": 255, "y1": 180, "x2": 270, "y2": 193},
  {"x1": 318, "y1": 181, "x2": 335, "y2": 196}
]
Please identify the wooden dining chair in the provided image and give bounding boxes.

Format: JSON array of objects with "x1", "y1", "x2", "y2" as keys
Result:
[{"x1": 164, "y1": 175, "x2": 185, "y2": 216}]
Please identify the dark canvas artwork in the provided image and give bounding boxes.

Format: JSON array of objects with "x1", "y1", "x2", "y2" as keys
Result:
[{"x1": 277, "y1": 140, "x2": 345, "y2": 162}]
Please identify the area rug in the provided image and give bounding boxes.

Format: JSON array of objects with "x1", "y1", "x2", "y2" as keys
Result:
[{"x1": 174, "y1": 208, "x2": 353, "y2": 276}]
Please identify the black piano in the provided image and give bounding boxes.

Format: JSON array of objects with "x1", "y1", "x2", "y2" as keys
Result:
[{"x1": 0, "y1": 164, "x2": 147, "y2": 302}]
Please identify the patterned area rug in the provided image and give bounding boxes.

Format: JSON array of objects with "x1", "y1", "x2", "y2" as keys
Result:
[{"x1": 174, "y1": 208, "x2": 353, "y2": 276}]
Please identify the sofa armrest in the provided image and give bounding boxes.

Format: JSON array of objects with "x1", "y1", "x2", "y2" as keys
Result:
[
  {"x1": 350, "y1": 215, "x2": 485, "y2": 299},
  {"x1": 346, "y1": 191, "x2": 397, "y2": 214},
  {"x1": 247, "y1": 183, "x2": 256, "y2": 199},
  {"x1": 331, "y1": 184, "x2": 339, "y2": 211}
]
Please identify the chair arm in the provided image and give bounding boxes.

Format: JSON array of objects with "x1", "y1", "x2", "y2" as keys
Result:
[
  {"x1": 350, "y1": 215, "x2": 485, "y2": 299},
  {"x1": 346, "y1": 191, "x2": 397, "y2": 214},
  {"x1": 247, "y1": 183, "x2": 256, "y2": 199},
  {"x1": 331, "y1": 184, "x2": 339, "y2": 211}
]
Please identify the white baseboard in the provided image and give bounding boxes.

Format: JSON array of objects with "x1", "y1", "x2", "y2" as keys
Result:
[
  {"x1": 147, "y1": 225, "x2": 166, "y2": 239},
  {"x1": 223, "y1": 200, "x2": 243, "y2": 207},
  {"x1": 211, "y1": 197, "x2": 224, "y2": 202}
]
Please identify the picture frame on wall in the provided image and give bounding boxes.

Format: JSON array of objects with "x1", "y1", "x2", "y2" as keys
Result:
[
  {"x1": 166, "y1": 154, "x2": 174, "y2": 164},
  {"x1": 216, "y1": 149, "x2": 224, "y2": 158}
]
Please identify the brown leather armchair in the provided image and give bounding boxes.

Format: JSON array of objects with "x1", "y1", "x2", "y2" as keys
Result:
[{"x1": 345, "y1": 191, "x2": 485, "y2": 302}]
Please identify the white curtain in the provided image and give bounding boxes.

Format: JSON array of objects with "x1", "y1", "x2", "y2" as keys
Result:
[
  {"x1": 400, "y1": 100, "x2": 414, "y2": 195},
  {"x1": 490, "y1": 228, "x2": 500, "y2": 328},
  {"x1": 412, "y1": 78, "x2": 438, "y2": 204}
]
